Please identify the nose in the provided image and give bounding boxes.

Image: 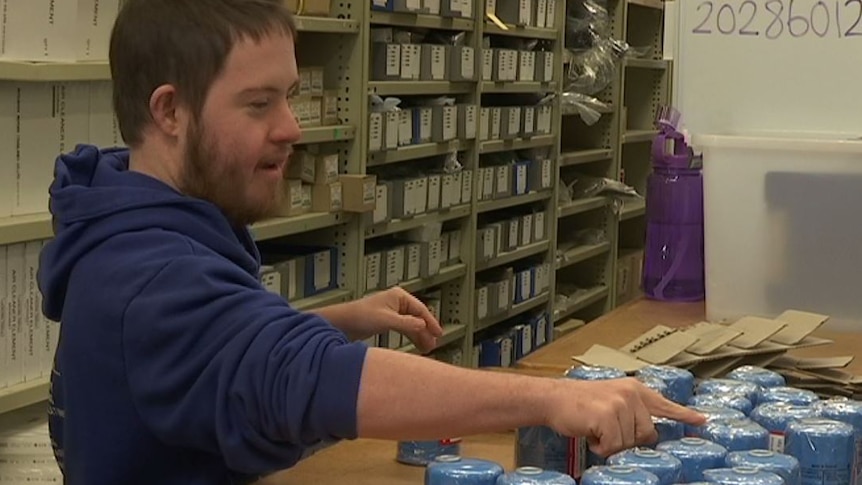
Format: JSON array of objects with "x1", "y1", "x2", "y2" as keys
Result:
[{"x1": 273, "y1": 99, "x2": 302, "y2": 145}]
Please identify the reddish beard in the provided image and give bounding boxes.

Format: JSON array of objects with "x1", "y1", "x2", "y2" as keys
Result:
[{"x1": 180, "y1": 117, "x2": 284, "y2": 227}]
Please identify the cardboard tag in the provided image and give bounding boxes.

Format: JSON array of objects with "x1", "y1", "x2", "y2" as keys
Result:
[
  {"x1": 689, "y1": 356, "x2": 745, "y2": 379},
  {"x1": 773, "y1": 355, "x2": 854, "y2": 370},
  {"x1": 572, "y1": 345, "x2": 647, "y2": 373},
  {"x1": 634, "y1": 331, "x2": 698, "y2": 364},
  {"x1": 771, "y1": 310, "x2": 829, "y2": 345},
  {"x1": 728, "y1": 316, "x2": 787, "y2": 349},
  {"x1": 684, "y1": 322, "x2": 742, "y2": 355}
]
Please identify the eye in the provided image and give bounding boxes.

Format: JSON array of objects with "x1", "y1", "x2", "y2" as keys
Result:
[{"x1": 250, "y1": 100, "x2": 270, "y2": 110}]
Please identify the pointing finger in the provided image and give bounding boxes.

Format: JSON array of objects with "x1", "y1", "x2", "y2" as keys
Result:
[{"x1": 642, "y1": 389, "x2": 706, "y2": 426}]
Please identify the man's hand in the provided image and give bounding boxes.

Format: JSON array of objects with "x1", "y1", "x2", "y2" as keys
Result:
[
  {"x1": 311, "y1": 287, "x2": 444, "y2": 353},
  {"x1": 547, "y1": 377, "x2": 707, "y2": 457}
]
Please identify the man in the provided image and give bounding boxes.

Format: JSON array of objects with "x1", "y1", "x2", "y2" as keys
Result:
[{"x1": 37, "y1": 0, "x2": 704, "y2": 483}]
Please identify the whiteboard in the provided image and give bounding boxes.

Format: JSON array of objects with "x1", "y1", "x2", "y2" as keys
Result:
[{"x1": 672, "y1": 0, "x2": 862, "y2": 139}]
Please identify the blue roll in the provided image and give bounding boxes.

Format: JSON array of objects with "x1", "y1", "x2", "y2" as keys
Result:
[
  {"x1": 580, "y1": 465, "x2": 659, "y2": 485},
  {"x1": 726, "y1": 450, "x2": 801, "y2": 485},
  {"x1": 515, "y1": 426, "x2": 577, "y2": 476},
  {"x1": 749, "y1": 403, "x2": 818, "y2": 453},
  {"x1": 702, "y1": 466, "x2": 784, "y2": 485},
  {"x1": 726, "y1": 366, "x2": 787, "y2": 389},
  {"x1": 701, "y1": 418, "x2": 770, "y2": 452},
  {"x1": 696, "y1": 379, "x2": 762, "y2": 406},
  {"x1": 813, "y1": 398, "x2": 862, "y2": 485},
  {"x1": 497, "y1": 466, "x2": 577, "y2": 485},
  {"x1": 398, "y1": 439, "x2": 462, "y2": 465},
  {"x1": 685, "y1": 406, "x2": 747, "y2": 438},
  {"x1": 607, "y1": 448, "x2": 683, "y2": 485},
  {"x1": 785, "y1": 418, "x2": 855, "y2": 485},
  {"x1": 657, "y1": 437, "x2": 729, "y2": 483},
  {"x1": 639, "y1": 375, "x2": 671, "y2": 399},
  {"x1": 757, "y1": 387, "x2": 819, "y2": 407},
  {"x1": 426, "y1": 455, "x2": 505, "y2": 485},
  {"x1": 653, "y1": 417, "x2": 685, "y2": 446},
  {"x1": 690, "y1": 393, "x2": 755, "y2": 416},
  {"x1": 565, "y1": 365, "x2": 626, "y2": 381},
  {"x1": 637, "y1": 365, "x2": 695, "y2": 405}
]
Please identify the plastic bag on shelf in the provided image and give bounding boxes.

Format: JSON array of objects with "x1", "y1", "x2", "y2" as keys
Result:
[
  {"x1": 626, "y1": 45, "x2": 655, "y2": 59},
  {"x1": 443, "y1": 151, "x2": 464, "y2": 174},
  {"x1": 568, "y1": 174, "x2": 639, "y2": 199},
  {"x1": 573, "y1": 228, "x2": 608, "y2": 246},
  {"x1": 370, "y1": 95, "x2": 402, "y2": 113},
  {"x1": 561, "y1": 92, "x2": 610, "y2": 126},
  {"x1": 564, "y1": 39, "x2": 625, "y2": 96},
  {"x1": 566, "y1": 0, "x2": 611, "y2": 49}
]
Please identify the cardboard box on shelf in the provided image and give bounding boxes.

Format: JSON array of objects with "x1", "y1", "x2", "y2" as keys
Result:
[
  {"x1": 340, "y1": 174, "x2": 377, "y2": 212},
  {"x1": 276, "y1": 180, "x2": 308, "y2": 217},
  {"x1": 311, "y1": 181, "x2": 342, "y2": 213}
]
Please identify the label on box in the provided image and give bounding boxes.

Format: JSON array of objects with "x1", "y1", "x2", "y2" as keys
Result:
[
  {"x1": 477, "y1": 286, "x2": 489, "y2": 320},
  {"x1": 449, "y1": 231, "x2": 462, "y2": 262},
  {"x1": 299, "y1": 70, "x2": 313, "y2": 95},
  {"x1": 519, "y1": 52, "x2": 536, "y2": 81},
  {"x1": 519, "y1": 272, "x2": 532, "y2": 302},
  {"x1": 451, "y1": 171, "x2": 463, "y2": 206},
  {"x1": 480, "y1": 108, "x2": 490, "y2": 141},
  {"x1": 546, "y1": 0, "x2": 557, "y2": 27},
  {"x1": 308, "y1": 98, "x2": 322, "y2": 126},
  {"x1": 541, "y1": 159, "x2": 552, "y2": 188},
  {"x1": 386, "y1": 248, "x2": 405, "y2": 287},
  {"x1": 508, "y1": 220, "x2": 520, "y2": 250},
  {"x1": 419, "y1": 108, "x2": 433, "y2": 142},
  {"x1": 522, "y1": 215, "x2": 533, "y2": 246},
  {"x1": 500, "y1": 338, "x2": 513, "y2": 368},
  {"x1": 483, "y1": 229, "x2": 495, "y2": 259},
  {"x1": 401, "y1": 44, "x2": 418, "y2": 80},
  {"x1": 385, "y1": 111, "x2": 399, "y2": 148},
  {"x1": 428, "y1": 175, "x2": 441, "y2": 211},
  {"x1": 508, "y1": 50, "x2": 520, "y2": 80},
  {"x1": 496, "y1": 166, "x2": 509, "y2": 195},
  {"x1": 322, "y1": 154, "x2": 339, "y2": 183},
  {"x1": 464, "y1": 105, "x2": 477, "y2": 140},
  {"x1": 331, "y1": 183, "x2": 343, "y2": 211},
  {"x1": 461, "y1": 169, "x2": 473, "y2": 203},
  {"x1": 485, "y1": 0, "x2": 497, "y2": 14},
  {"x1": 414, "y1": 177, "x2": 429, "y2": 214},
  {"x1": 386, "y1": 45, "x2": 400, "y2": 77},
  {"x1": 407, "y1": 244, "x2": 421, "y2": 280},
  {"x1": 366, "y1": 253, "x2": 381, "y2": 292},
  {"x1": 543, "y1": 52, "x2": 555, "y2": 82},
  {"x1": 483, "y1": 50, "x2": 494, "y2": 81},
  {"x1": 261, "y1": 270, "x2": 281, "y2": 294},
  {"x1": 521, "y1": 325, "x2": 533, "y2": 355},
  {"x1": 497, "y1": 280, "x2": 510, "y2": 311},
  {"x1": 425, "y1": 0, "x2": 442, "y2": 14},
  {"x1": 523, "y1": 107, "x2": 536, "y2": 135},
  {"x1": 369, "y1": 113, "x2": 383, "y2": 151},
  {"x1": 460, "y1": 47, "x2": 475, "y2": 80},
  {"x1": 519, "y1": 0, "x2": 532, "y2": 24},
  {"x1": 373, "y1": 185, "x2": 389, "y2": 224},
  {"x1": 456, "y1": 0, "x2": 473, "y2": 17},
  {"x1": 515, "y1": 164, "x2": 528, "y2": 195},
  {"x1": 398, "y1": 110, "x2": 412, "y2": 146},
  {"x1": 363, "y1": 179, "x2": 377, "y2": 206},
  {"x1": 311, "y1": 69, "x2": 324, "y2": 96},
  {"x1": 407, "y1": 0, "x2": 422, "y2": 10},
  {"x1": 490, "y1": 108, "x2": 501, "y2": 139},
  {"x1": 536, "y1": 0, "x2": 548, "y2": 28},
  {"x1": 431, "y1": 45, "x2": 446, "y2": 80},
  {"x1": 440, "y1": 174, "x2": 454, "y2": 209},
  {"x1": 508, "y1": 108, "x2": 521, "y2": 137},
  {"x1": 481, "y1": 168, "x2": 494, "y2": 200},
  {"x1": 535, "y1": 315, "x2": 548, "y2": 346},
  {"x1": 429, "y1": 239, "x2": 442, "y2": 275},
  {"x1": 534, "y1": 211, "x2": 546, "y2": 241},
  {"x1": 288, "y1": 181, "x2": 303, "y2": 209},
  {"x1": 314, "y1": 251, "x2": 331, "y2": 290},
  {"x1": 443, "y1": 106, "x2": 457, "y2": 140}
]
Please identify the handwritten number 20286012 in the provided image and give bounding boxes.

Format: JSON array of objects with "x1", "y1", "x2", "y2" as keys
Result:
[{"x1": 693, "y1": 0, "x2": 862, "y2": 38}]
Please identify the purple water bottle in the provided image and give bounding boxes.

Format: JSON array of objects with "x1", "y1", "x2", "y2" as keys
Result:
[{"x1": 642, "y1": 107, "x2": 705, "y2": 302}]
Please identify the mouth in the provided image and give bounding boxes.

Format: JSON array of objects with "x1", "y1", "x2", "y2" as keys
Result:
[{"x1": 259, "y1": 157, "x2": 287, "y2": 173}]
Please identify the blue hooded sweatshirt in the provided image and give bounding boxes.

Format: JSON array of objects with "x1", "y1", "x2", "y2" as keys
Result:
[{"x1": 37, "y1": 145, "x2": 368, "y2": 484}]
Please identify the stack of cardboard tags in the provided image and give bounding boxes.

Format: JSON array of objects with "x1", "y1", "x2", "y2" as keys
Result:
[{"x1": 570, "y1": 310, "x2": 860, "y2": 398}]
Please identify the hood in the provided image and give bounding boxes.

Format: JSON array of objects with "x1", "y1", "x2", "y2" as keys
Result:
[{"x1": 38, "y1": 144, "x2": 260, "y2": 321}]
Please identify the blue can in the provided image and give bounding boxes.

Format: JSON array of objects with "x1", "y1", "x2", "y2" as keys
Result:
[
  {"x1": 685, "y1": 406, "x2": 746, "y2": 438},
  {"x1": 636, "y1": 365, "x2": 695, "y2": 405},
  {"x1": 398, "y1": 439, "x2": 462, "y2": 465},
  {"x1": 580, "y1": 465, "x2": 659, "y2": 485},
  {"x1": 757, "y1": 387, "x2": 819, "y2": 407},
  {"x1": 702, "y1": 466, "x2": 784, "y2": 485},
  {"x1": 726, "y1": 450, "x2": 801, "y2": 485},
  {"x1": 813, "y1": 398, "x2": 862, "y2": 485},
  {"x1": 785, "y1": 418, "x2": 855, "y2": 485},
  {"x1": 696, "y1": 379, "x2": 762, "y2": 407},
  {"x1": 653, "y1": 417, "x2": 685, "y2": 446},
  {"x1": 749, "y1": 403, "x2": 818, "y2": 453},
  {"x1": 515, "y1": 426, "x2": 581, "y2": 477},
  {"x1": 565, "y1": 365, "x2": 626, "y2": 381},
  {"x1": 497, "y1": 466, "x2": 578, "y2": 485},
  {"x1": 726, "y1": 366, "x2": 787, "y2": 389},
  {"x1": 690, "y1": 393, "x2": 754, "y2": 416},
  {"x1": 657, "y1": 437, "x2": 728, "y2": 483},
  {"x1": 606, "y1": 448, "x2": 683, "y2": 485},
  {"x1": 701, "y1": 418, "x2": 770, "y2": 452},
  {"x1": 425, "y1": 455, "x2": 505, "y2": 485}
]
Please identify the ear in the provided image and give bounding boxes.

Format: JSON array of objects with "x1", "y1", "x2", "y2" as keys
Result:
[{"x1": 148, "y1": 84, "x2": 187, "y2": 138}]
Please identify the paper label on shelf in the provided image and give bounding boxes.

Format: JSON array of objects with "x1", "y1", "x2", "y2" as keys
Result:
[
  {"x1": 536, "y1": 0, "x2": 548, "y2": 28},
  {"x1": 431, "y1": 45, "x2": 446, "y2": 80},
  {"x1": 369, "y1": 113, "x2": 383, "y2": 151},
  {"x1": 461, "y1": 169, "x2": 473, "y2": 203},
  {"x1": 366, "y1": 253, "x2": 381, "y2": 292},
  {"x1": 477, "y1": 287, "x2": 489, "y2": 319},
  {"x1": 427, "y1": 175, "x2": 441, "y2": 211},
  {"x1": 407, "y1": 244, "x2": 421, "y2": 280},
  {"x1": 521, "y1": 215, "x2": 533, "y2": 246},
  {"x1": 542, "y1": 159, "x2": 552, "y2": 188},
  {"x1": 386, "y1": 45, "x2": 401, "y2": 77},
  {"x1": 534, "y1": 211, "x2": 546, "y2": 240},
  {"x1": 314, "y1": 251, "x2": 331, "y2": 290},
  {"x1": 461, "y1": 47, "x2": 475, "y2": 80}
]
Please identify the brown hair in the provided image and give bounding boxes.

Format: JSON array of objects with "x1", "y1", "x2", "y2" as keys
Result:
[{"x1": 109, "y1": 0, "x2": 297, "y2": 147}]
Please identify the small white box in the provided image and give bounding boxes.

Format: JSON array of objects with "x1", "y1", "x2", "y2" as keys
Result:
[
  {"x1": 415, "y1": 107, "x2": 434, "y2": 144},
  {"x1": 450, "y1": 46, "x2": 475, "y2": 81},
  {"x1": 519, "y1": 51, "x2": 536, "y2": 82},
  {"x1": 480, "y1": 107, "x2": 491, "y2": 141},
  {"x1": 507, "y1": 219, "x2": 520, "y2": 252},
  {"x1": 522, "y1": 106, "x2": 536, "y2": 137},
  {"x1": 495, "y1": 165, "x2": 511, "y2": 198},
  {"x1": 369, "y1": 112, "x2": 384, "y2": 151},
  {"x1": 459, "y1": 105, "x2": 477, "y2": 140},
  {"x1": 365, "y1": 252, "x2": 382, "y2": 292},
  {"x1": 521, "y1": 214, "x2": 534, "y2": 246},
  {"x1": 461, "y1": 169, "x2": 473, "y2": 204},
  {"x1": 421, "y1": 44, "x2": 447, "y2": 81},
  {"x1": 506, "y1": 107, "x2": 522, "y2": 139},
  {"x1": 427, "y1": 174, "x2": 441, "y2": 212},
  {"x1": 513, "y1": 163, "x2": 529, "y2": 195},
  {"x1": 406, "y1": 244, "x2": 421, "y2": 280},
  {"x1": 440, "y1": 174, "x2": 455, "y2": 209},
  {"x1": 505, "y1": 50, "x2": 519, "y2": 81},
  {"x1": 400, "y1": 44, "x2": 420, "y2": 80},
  {"x1": 490, "y1": 108, "x2": 502, "y2": 140},
  {"x1": 424, "y1": 0, "x2": 442, "y2": 14},
  {"x1": 542, "y1": 52, "x2": 555, "y2": 83},
  {"x1": 496, "y1": 278, "x2": 511, "y2": 312},
  {"x1": 482, "y1": 49, "x2": 494, "y2": 81},
  {"x1": 537, "y1": 105, "x2": 553, "y2": 134},
  {"x1": 385, "y1": 247, "x2": 406, "y2": 288},
  {"x1": 448, "y1": 231, "x2": 462, "y2": 263},
  {"x1": 534, "y1": 211, "x2": 546, "y2": 241},
  {"x1": 398, "y1": 109, "x2": 413, "y2": 147},
  {"x1": 451, "y1": 171, "x2": 463, "y2": 206},
  {"x1": 535, "y1": 0, "x2": 549, "y2": 28},
  {"x1": 477, "y1": 286, "x2": 489, "y2": 320},
  {"x1": 480, "y1": 167, "x2": 495, "y2": 201},
  {"x1": 546, "y1": 0, "x2": 557, "y2": 28},
  {"x1": 373, "y1": 183, "x2": 390, "y2": 224},
  {"x1": 385, "y1": 111, "x2": 400, "y2": 149},
  {"x1": 413, "y1": 177, "x2": 429, "y2": 215}
]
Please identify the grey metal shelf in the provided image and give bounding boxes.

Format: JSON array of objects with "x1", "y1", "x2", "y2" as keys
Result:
[
  {"x1": 480, "y1": 135, "x2": 555, "y2": 155},
  {"x1": 625, "y1": 58, "x2": 670, "y2": 70},
  {"x1": 365, "y1": 205, "x2": 471, "y2": 239},
  {"x1": 553, "y1": 286, "x2": 610, "y2": 323},
  {"x1": 292, "y1": 289, "x2": 354, "y2": 312},
  {"x1": 0, "y1": 213, "x2": 53, "y2": 246},
  {"x1": 294, "y1": 16, "x2": 360, "y2": 33},
  {"x1": 482, "y1": 22, "x2": 557, "y2": 40},
  {"x1": 370, "y1": 81, "x2": 475, "y2": 96},
  {"x1": 560, "y1": 149, "x2": 614, "y2": 167},
  {"x1": 482, "y1": 81, "x2": 556, "y2": 94},
  {"x1": 477, "y1": 191, "x2": 552, "y2": 214},
  {"x1": 297, "y1": 125, "x2": 356, "y2": 145},
  {"x1": 250, "y1": 212, "x2": 346, "y2": 241},
  {"x1": 0, "y1": 378, "x2": 50, "y2": 415},
  {"x1": 556, "y1": 242, "x2": 612, "y2": 270},
  {"x1": 622, "y1": 129, "x2": 659, "y2": 144},
  {"x1": 399, "y1": 324, "x2": 467, "y2": 355},
  {"x1": 558, "y1": 197, "x2": 609, "y2": 218},
  {"x1": 476, "y1": 240, "x2": 550, "y2": 272},
  {"x1": 388, "y1": 263, "x2": 468, "y2": 296},
  {"x1": 369, "y1": 139, "x2": 469, "y2": 167},
  {"x1": 370, "y1": 11, "x2": 474, "y2": 31},
  {"x1": 0, "y1": 60, "x2": 110, "y2": 81},
  {"x1": 475, "y1": 292, "x2": 551, "y2": 333},
  {"x1": 620, "y1": 199, "x2": 646, "y2": 220}
]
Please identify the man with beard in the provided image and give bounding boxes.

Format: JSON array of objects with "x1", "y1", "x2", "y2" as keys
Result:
[{"x1": 36, "y1": 1, "x2": 705, "y2": 484}]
